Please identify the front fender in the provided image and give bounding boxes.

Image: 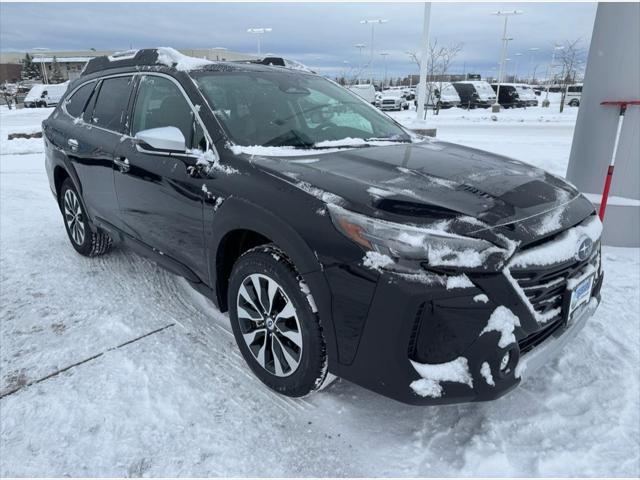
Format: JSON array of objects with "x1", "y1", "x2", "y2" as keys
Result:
[{"x1": 206, "y1": 196, "x2": 340, "y2": 372}]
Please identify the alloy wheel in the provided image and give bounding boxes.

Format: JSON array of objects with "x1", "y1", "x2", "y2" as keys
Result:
[
  {"x1": 236, "y1": 273, "x2": 303, "y2": 377},
  {"x1": 63, "y1": 189, "x2": 86, "y2": 246}
]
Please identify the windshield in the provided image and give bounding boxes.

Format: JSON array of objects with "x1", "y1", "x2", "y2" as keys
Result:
[{"x1": 192, "y1": 71, "x2": 411, "y2": 148}]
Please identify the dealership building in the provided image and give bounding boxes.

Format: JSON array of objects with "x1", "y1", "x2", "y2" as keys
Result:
[{"x1": 0, "y1": 48, "x2": 257, "y2": 83}]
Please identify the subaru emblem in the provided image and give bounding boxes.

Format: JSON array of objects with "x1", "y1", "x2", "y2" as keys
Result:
[{"x1": 576, "y1": 236, "x2": 593, "y2": 262}]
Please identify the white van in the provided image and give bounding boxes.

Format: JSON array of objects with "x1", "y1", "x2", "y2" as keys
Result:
[
  {"x1": 424, "y1": 82, "x2": 461, "y2": 109},
  {"x1": 565, "y1": 84, "x2": 583, "y2": 107},
  {"x1": 347, "y1": 84, "x2": 376, "y2": 104},
  {"x1": 23, "y1": 83, "x2": 68, "y2": 108}
]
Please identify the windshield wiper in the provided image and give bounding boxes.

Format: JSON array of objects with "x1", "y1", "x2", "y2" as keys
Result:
[
  {"x1": 364, "y1": 137, "x2": 412, "y2": 143},
  {"x1": 263, "y1": 130, "x2": 315, "y2": 148}
]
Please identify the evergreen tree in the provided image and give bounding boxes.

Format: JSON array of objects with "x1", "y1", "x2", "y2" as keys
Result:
[
  {"x1": 50, "y1": 56, "x2": 64, "y2": 83},
  {"x1": 21, "y1": 53, "x2": 40, "y2": 81}
]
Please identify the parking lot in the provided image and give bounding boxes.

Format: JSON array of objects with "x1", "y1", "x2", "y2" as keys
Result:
[{"x1": 1, "y1": 103, "x2": 639, "y2": 476}]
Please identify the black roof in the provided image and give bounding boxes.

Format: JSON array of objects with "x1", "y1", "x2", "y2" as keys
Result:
[{"x1": 81, "y1": 48, "x2": 305, "y2": 77}]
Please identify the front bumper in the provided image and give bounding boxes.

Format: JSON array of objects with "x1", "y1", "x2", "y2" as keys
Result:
[{"x1": 329, "y1": 255, "x2": 603, "y2": 406}]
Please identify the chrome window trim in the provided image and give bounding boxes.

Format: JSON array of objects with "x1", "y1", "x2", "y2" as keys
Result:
[
  {"x1": 63, "y1": 71, "x2": 219, "y2": 162},
  {"x1": 129, "y1": 72, "x2": 218, "y2": 161}
]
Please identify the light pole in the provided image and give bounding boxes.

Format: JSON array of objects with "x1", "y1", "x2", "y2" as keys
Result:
[
  {"x1": 247, "y1": 27, "x2": 272, "y2": 57},
  {"x1": 354, "y1": 43, "x2": 366, "y2": 83},
  {"x1": 543, "y1": 45, "x2": 564, "y2": 107},
  {"x1": 360, "y1": 19, "x2": 388, "y2": 87},
  {"x1": 416, "y1": 3, "x2": 432, "y2": 121},
  {"x1": 527, "y1": 47, "x2": 539, "y2": 82},
  {"x1": 379, "y1": 52, "x2": 389, "y2": 88},
  {"x1": 513, "y1": 52, "x2": 523, "y2": 82},
  {"x1": 32, "y1": 47, "x2": 50, "y2": 84},
  {"x1": 491, "y1": 10, "x2": 522, "y2": 112}
]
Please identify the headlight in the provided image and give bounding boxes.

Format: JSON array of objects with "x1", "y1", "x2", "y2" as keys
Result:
[{"x1": 328, "y1": 205, "x2": 505, "y2": 270}]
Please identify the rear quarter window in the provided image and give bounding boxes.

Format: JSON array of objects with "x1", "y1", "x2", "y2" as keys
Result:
[
  {"x1": 64, "y1": 82, "x2": 96, "y2": 118},
  {"x1": 89, "y1": 76, "x2": 134, "y2": 132}
]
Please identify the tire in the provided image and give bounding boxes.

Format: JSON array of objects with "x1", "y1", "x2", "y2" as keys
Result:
[
  {"x1": 569, "y1": 99, "x2": 579, "y2": 107},
  {"x1": 60, "y1": 178, "x2": 112, "y2": 257},
  {"x1": 228, "y1": 244, "x2": 327, "y2": 397}
]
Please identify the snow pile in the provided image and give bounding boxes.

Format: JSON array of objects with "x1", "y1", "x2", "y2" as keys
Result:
[
  {"x1": 295, "y1": 181, "x2": 344, "y2": 206},
  {"x1": 445, "y1": 274, "x2": 474, "y2": 290},
  {"x1": 480, "y1": 306, "x2": 521, "y2": 348},
  {"x1": 156, "y1": 47, "x2": 214, "y2": 72},
  {"x1": 473, "y1": 294, "x2": 489, "y2": 303},
  {"x1": 511, "y1": 215, "x2": 602, "y2": 268},
  {"x1": 362, "y1": 251, "x2": 394, "y2": 271},
  {"x1": 187, "y1": 148, "x2": 237, "y2": 175},
  {"x1": 480, "y1": 362, "x2": 495, "y2": 386},
  {"x1": 314, "y1": 137, "x2": 403, "y2": 148},
  {"x1": 230, "y1": 144, "x2": 346, "y2": 157},
  {"x1": 410, "y1": 357, "x2": 473, "y2": 398}
]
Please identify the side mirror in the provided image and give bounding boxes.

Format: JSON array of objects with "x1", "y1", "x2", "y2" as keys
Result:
[{"x1": 135, "y1": 126, "x2": 186, "y2": 153}]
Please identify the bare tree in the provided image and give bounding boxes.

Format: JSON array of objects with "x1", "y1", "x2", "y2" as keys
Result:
[
  {"x1": 557, "y1": 39, "x2": 586, "y2": 112},
  {"x1": 408, "y1": 39, "x2": 463, "y2": 115}
]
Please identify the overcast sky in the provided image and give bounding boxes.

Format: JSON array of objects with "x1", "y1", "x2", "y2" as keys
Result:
[{"x1": 0, "y1": 2, "x2": 597, "y2": 79}]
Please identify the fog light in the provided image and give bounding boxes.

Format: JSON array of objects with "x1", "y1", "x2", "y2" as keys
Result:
[{"x1": 500, "y1": 351, "x2": 511, "y2": 372}]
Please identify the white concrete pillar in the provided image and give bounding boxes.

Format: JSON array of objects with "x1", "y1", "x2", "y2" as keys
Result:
[{"x1": 566, "y1": 2, "x2": 640, "y2": 247}]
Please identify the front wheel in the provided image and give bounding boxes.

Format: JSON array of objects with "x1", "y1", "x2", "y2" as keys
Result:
[{"x1": 228, "y1": 244, "x2": 327, "y2": 397}]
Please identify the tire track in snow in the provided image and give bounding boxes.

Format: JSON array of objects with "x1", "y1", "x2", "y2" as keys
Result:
[{"x1": 88, "y1": 247, "x2": 315, "y2": 415}]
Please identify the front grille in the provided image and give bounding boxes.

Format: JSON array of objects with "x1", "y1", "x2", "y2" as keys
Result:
[
  {"x1": 382, "y1": 99, "x2": 396, "y2": 104},
  {"x1": 518, "y1": 318, "x2": 564, "y2": 354},
  {"x1": 510, "y1": 247, "x2": 600, "y2": 325}
]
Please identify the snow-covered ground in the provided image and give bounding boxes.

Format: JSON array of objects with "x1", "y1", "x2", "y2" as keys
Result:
[{"x1": 1, "y1": 103, "x2": 639, "y2": 477}]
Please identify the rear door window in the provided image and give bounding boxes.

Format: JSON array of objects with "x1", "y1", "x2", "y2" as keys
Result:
[
  {"x1": 64, "y1": 82, "x2": 96, "y2": 118},
  {"x1": 90, "y1": 76, "x2": 134, "y2": 132}
]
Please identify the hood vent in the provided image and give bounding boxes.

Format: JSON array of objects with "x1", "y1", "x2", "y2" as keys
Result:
[
  {"x1": 455, "y1": 183, "x2": 495, "y2": 200},
  {"x1": 374, "y1": 198, "x2": 459, "y2": 218}
]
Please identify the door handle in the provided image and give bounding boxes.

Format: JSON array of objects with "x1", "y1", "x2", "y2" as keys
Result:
[
  {"x1": 114, "y1": 157, "x2": 130, "y2": 173},
  {"x1": 68, "y1": 138, "x2": 79, "y2": 152}
]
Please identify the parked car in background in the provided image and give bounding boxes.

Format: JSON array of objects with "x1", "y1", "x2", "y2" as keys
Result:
[
  {"x1": 347, "y1": 83, "x2": 376, "y2": 104},
  {"x1": 43, "y1": 48, "x2": 604, "y2": 406},
  {"x1": 452, "y1": 80, "x2": 496, "y2": 108},
  {"x1": 376, "y1": 89, "x2": 409, "y2": 111},
  {"x1": 420, "y1": 82, "x2": 461, "y2": 110},
  {"x1": 565, "y1": 84, "x2": 583, "y2": 106},
  {"x1": 513, "y1": 84, "x2": 539, "y2": 107},
  {"x1": 23, "y1": 83, "x2": 68, "y2": 108},
  {"x1": 490, "y1": 84, "x2": 525, "y2": 108}
]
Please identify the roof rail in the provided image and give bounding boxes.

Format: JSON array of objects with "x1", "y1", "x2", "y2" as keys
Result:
[{"x1": 81, "y1": 49, "x2": 161, "y2": 76}]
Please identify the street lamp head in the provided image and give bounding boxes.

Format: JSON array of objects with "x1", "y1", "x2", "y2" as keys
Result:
[
  {"x1": 360, "y1": 19, "x2": 388, "y2": 24},
  {"x1": 247, "y1": 27, "x2": 272, "y2": 34},
  {"x1": 491, "y1": 10, "x2": 523, "y2": 16}
]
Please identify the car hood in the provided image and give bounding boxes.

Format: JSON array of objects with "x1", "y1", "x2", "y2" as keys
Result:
[{"x1": 245, "y1": 140, "x2": 595, "y2": 245}]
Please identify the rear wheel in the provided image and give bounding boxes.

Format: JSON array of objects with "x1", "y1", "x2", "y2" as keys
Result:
[
  {"x1": 228, "y1": 244, "x2": 327, "y2": 397},
  {"x1": 60, "y1": 178, "x2": 112, "y2": 257}
]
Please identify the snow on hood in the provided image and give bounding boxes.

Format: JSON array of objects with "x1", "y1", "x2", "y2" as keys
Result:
[
  {"x1": 229, "y1": 138, "x2": 413, "y2": 157},
  {"x1": 156, "y1": 47, "x2": 214, "y2": 72},
  {"x1": 510, "y1": 215, "x2": 602, "y2": 268}
]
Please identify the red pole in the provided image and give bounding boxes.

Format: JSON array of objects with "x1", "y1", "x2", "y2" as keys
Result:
[{"x1": 598, "y1": 165, "x2": 614, "y2": 220}]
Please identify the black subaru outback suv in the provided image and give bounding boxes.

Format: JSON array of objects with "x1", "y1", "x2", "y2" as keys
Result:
[{"x1": 43, "y1": 48, "x2": 603, "y2": 405}]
